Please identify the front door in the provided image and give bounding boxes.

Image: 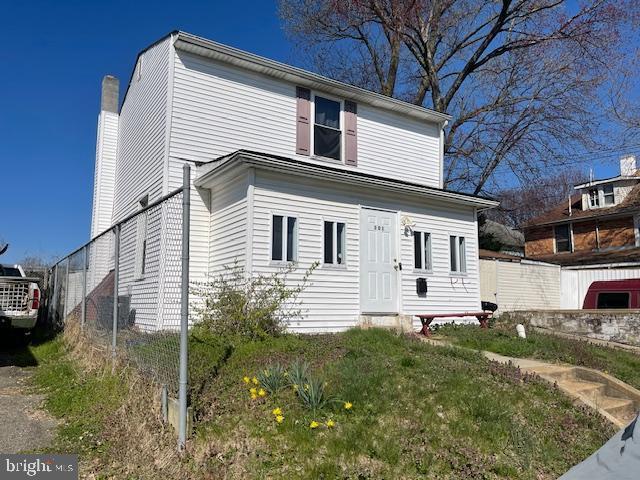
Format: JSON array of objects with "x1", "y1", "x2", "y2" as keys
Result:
[{"x1": 360, "y1": 207, "x2": 398, "y2": 313}]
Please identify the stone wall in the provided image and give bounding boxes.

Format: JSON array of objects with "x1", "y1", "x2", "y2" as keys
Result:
[{"x1": 506, "y1": 310, "x2": 640, "y2": 346}]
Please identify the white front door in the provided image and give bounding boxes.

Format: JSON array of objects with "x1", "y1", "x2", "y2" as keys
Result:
[{"x1": 360, "y1": 207, "x2": 398, "y2": 313}]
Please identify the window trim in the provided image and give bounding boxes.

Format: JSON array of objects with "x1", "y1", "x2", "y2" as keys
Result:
[
  {"x1": 553, "y1": 223, "x2": 573, "y2": 253},
  {"x1": 270, "y1": 212, "x2": 299, "y2": 265},
  {"x1": 134, "y1": 194, "x2": 149, "y2": 280},
  {"x1": 449, "y1": 235, "x2": 467, "y2": 275},
  {"x1": 588, "y1": 188, "x2": 600, "y2": 208},
  {"x1": 322, "y1": 218, "x2": 347, "y2": 268},
  {"x1": 311, "y1": 93, "x2": 344, "y2": 163},
  {"x1": 413, "y1": 230, "x2": 433, "y2": 273}
]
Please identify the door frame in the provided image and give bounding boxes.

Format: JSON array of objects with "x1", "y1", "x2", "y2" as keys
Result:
[{"x1": 358, "y1": 205, "x2": 402, "y2": 314}]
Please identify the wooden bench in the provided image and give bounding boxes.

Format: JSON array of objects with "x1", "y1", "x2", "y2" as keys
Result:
[{"x1": 416, "y1": 312, "x2": 493, "y2": 336}]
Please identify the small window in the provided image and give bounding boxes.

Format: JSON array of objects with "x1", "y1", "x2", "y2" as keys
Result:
[
  {"x1": 603, "y1": 184, "x2": 615, "y2": 206},
  {"x1": 136, "y1": 55, "x2": 144, "y2": 81},
  {"x1": 554, "y1": 224, "x2": 572, "y2": 253},
  {"x1": 449, "y1": 235, "x2": 466, "y2": 273},
  {"x1": 314, "y1": 96, "x2": 341, "y2": 160},
  {"x1": 413, "y1": 231, "x2": 432, "y2": 271},
  {"x1": 597, "y1": 292, "x2": 629, "y2": 309},
  {"x1": 272, "y1": 215, "x2": 298, "y2": 262},
  {"x1": 323, "y1": 221, "x2": 346, "y2": 265},
  {"x1": 588, "y1": 188, "x2": 600, "y2": 208},
  {"x1": 135, "y1": 195, "x2": 149, "y2": 278}
]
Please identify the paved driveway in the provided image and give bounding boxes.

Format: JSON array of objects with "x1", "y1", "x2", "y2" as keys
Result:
[{"x1": 0, "y1": 334, "x2": 57, "y2": 453}]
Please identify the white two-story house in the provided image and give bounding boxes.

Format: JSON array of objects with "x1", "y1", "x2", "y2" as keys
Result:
[{"x1": 89, "y1": 31, "x2": 497, "y2": 333}]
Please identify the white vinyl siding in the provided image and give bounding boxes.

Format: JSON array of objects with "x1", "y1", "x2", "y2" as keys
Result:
[
  {"x1": 250, "y1": 170, "x2": 481, "y2": 333},
  {"x1": 169, "y1": 51, "x2": 441, "y2": 187},
  {"x1": 90, "y1": 111, "x2": 119, "y2": 239}
]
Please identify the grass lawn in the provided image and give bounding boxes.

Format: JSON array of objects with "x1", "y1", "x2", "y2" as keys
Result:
[
  {"x1": 436, "y1": 323, "x2": 640, "y2": 390},
  {"x1": 26, "y1": 327, "x2": 615, "y2": 479},
  {"x1": 190, "y1": 328, "x2": 613, "y2": 479}
]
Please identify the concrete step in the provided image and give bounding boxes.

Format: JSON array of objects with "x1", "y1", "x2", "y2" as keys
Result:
[
  {"x1": 598, "y1": 396, "x2": 636, "y2": 420},
  {"x1": 531, "y1": 365, "x2": 576, "y2": 382},
  {"x1": 558, "y1": 379, "x2": 606, "y2": 397}
]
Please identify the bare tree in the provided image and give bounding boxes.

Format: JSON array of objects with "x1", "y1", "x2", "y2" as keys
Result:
[
  {"x1": 279, "y1": 0, "x2": 639, "y2": 194},
  {"x1": 486, "y1": 168, "x2": 587, "y2": 227}
]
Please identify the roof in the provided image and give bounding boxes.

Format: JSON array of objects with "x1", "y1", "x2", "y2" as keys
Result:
[
  {"x1": 528, "y1": 247, "x2": 640, "y2": 267},
  {"x1": 121, "y1": 31, "x2": 451, "y2": 125},
  {"x1": 478, "y1": 249, "x2": 522, "y2": 262},
  {"x1": 479, "y1": 220, "x2": 524, "y2": 248},
  {"x1": 574, "y1": 174, "x2": 640, "y2": 189},
  {"x1": 522, "y1": 183, "x2": 640, "y2": 228},
  {"x1": 195, "y1": 150, "x2": 499, "y2": 209},
  {"x1": 170, "y1": 31, "x2": 451, "y2": 125}
]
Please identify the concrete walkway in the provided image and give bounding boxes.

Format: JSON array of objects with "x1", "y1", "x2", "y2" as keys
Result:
[{"x1": 420, "y1": 336, "x2": 640, "y2": 429}]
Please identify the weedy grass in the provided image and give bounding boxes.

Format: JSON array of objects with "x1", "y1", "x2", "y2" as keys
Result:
[
  {"x1": 192, "y1": 328, "x2": 614, "y2": 479},
  {"x1": 437, "y1": 322, "x2": 640, "y2": 390}
]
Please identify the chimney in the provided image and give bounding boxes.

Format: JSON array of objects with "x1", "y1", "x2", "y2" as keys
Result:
[
  {"x1": 620, "y1": 155, "x2": 637, "y2": 177},
  {"x1": 100, "y1": 75, "x2": 119, "y2": 113},
  {"x1": 90, "y1": 75, "x2": 120, "y2": 240}
]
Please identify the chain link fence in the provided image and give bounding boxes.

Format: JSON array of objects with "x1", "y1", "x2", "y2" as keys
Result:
[{"x1": 46, "y1": 165, "x2": 191, "y2": 449}]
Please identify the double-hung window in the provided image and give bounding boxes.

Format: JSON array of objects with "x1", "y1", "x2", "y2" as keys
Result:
[
  {"x1": 449, "y1": 235, "x2": 466, "y2": 273},
  {"x1": 554, "y1": 224, "x2": 572, "y2": 253},
  {"x1": 603, "y1": 184, "x2": 615, "y2": 206},
  {"x1": 314, "y1": 96, "x2": 341, "y2": 160},
  {"x1": 323, "y1": 221, "x2": 346, "y2": 265},
  {"x1": 413, "y1": 231, "x2": 432, "y2": 271},
  {"x1": 271, "y1": 215, "x2": 298, "y2": 262}
]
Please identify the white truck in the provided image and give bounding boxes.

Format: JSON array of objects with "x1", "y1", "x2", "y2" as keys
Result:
[{"x1": 0, "y1": 264, "x2": 41, "y2": 330}]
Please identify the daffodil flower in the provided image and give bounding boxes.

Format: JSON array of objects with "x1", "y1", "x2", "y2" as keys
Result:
[
  {"x1": 258, "y1": 388, "x2": 266, "y2": 397},
  {"x1": 252, "y1": 377, "x2": 259, "y2": 385},
  {"x1": 272, "y1": 407, "x2": 282, "y2": 416},
  {"x1": 242, "y1": 376, "x2": 250, "y2": 384},
  {"x1": 250, "y1": 387, "x2": 257, "y2": 395},
  {"x1": 250, "y1": 393, "x2": 257, "y2": 400},
  {"x1": 344, "y1": 402, "x2": 353, "y2": 410},
  {"x1": 276, "y1": 415, "x2": 284, "y2": 423},
  {"x1": 310, "y1": 420, "x2": 319, "y2": 429},
  {"x1": 326, "y1": 419, "x2": 335, "y2": 428}
]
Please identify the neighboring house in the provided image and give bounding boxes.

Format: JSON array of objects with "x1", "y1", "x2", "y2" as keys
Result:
[
  {"x1": 522, "y1": 156, "x2": 640, "y2": 267},
  {"x1": 89, "y1": 31, "x2": 498, "y2": 333},
  {"x1": 478, "y1": 219, "x2": 524, "y2": 257}
]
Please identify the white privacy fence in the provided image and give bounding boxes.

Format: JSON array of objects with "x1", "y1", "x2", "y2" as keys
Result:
[{"x1": 480, "y1": 258, "x2": 640, "y2": 312}]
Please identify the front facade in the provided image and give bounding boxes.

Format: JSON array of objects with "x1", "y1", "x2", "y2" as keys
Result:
[
  {"x1": 523, "y1": 157, "x2": 640, "y2": 267},
  {"x1": 90, "y1": 31, "x2": 496, "y2": 332}
]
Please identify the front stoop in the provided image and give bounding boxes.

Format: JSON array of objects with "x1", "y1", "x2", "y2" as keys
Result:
[{"x1": 359, "y1": 314, "x2": 413, "y2": 333}]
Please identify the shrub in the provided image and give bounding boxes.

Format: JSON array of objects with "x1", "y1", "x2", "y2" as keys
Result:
[{"x1": 191, "y1": 261, "x2": 318, "y2": 340}]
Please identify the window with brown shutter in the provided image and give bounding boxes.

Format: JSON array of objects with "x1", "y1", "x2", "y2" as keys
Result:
[{"x1": 296, "y1": 87, "x2": 311, "y2": 155}]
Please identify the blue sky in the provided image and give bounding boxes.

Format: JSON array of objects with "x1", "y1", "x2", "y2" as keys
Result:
[{"x1": 0, "y1": 0, "x2": 628, "y2": 264}]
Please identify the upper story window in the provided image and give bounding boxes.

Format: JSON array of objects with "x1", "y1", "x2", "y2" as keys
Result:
[
  {"x1": 554, "y1": 224, "x2": 572, "y2": 253},
  {"x1": 314, "y1": 96, "x2": 342, "y2": 160},
  {"x1": 588, "y1": 188, "x2": 599, "y2": 208},
  {"x1": 603, "y1": 184, "x2": 615, "y2": 206}
]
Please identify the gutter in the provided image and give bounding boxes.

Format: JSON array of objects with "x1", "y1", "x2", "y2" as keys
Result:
[{"x1": 195, "y1": 151, "x2": 499, "y2": 209}]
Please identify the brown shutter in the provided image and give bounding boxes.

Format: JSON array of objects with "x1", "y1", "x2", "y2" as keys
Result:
[
  {"x1": 344, "y1": 100, "x2": 358, "y2": 166},
  {"x1": 296, "y1": 87, "x2": 311, "y2": 155}
]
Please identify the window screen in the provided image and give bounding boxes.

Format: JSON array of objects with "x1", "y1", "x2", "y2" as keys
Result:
[
  {"x1": 597, "y1": 292, "x2": 629, "y2": 309},
  {"x1": 555, "y1": 224, "x2": 572, "y2": 252},
  {"x1": 314, "y1": 96, "x2": 341, "y2": 160}
]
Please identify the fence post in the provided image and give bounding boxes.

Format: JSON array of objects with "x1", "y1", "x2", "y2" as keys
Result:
[
  {"x1": 112, "y1": 225, "x2": 121, "y2": 361},
  {"x1": 81, "y1": 245, "x2": 88, "y2": 329},
  {"x1": 178, "y1": 163, "x2": 191, "y2": 451}
]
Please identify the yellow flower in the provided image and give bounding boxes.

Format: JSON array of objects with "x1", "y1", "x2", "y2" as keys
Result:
[
  {"x1": 293, "y1": 384, "x2": 299, "y2": 391},
  {"x1": 344, "y1": 402, "x2": 353, "y2": 410},
  {"x1": 272, "y1": 407, "x2": 282, "y2": 416},
  {"x1": 275, "y1": 415, "x2": 284, "y2": 424},
  {"x1": 310, "y1": 420, "x2": 320, "y2": 429},
  {"x1": 249, "y1": 387, "x2": 257, "y2": 395},
  {"x1": 252, "y1": 377, "x2": 259, "y2": 385},
  {"x1": 242, "y1": 376, "x2": 250, "y2": 384},
  {"x1": 284, "y1": 372, "x2": 289, "y2": 377},
  {"x1": 250, "y1": 393, "x2": 257, "y2": 400},
  {"x1": 326, "y1": 419, "x2": 335, "y2": 428},
  {"x1": 258, "y1": 388, "x2": 266, "y2": 397}
]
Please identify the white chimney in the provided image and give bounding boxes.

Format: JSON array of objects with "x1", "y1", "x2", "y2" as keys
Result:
[
  {"x1": 620, "y1": 155, "x2": 637, "y2": 177},
  {"x1": 90, "y1": 75, "x2": 120, "y2": 239}
]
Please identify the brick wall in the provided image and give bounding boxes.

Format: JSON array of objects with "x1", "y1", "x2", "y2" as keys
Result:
[
  {"x1": 599, "y1": 217, "x2": 636, "y2": 248},
  {"x1": 524, "y1": 226, "x2": 555, "y2": 256}
]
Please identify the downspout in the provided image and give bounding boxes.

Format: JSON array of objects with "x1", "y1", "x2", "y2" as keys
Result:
[{"x1": 439, "y1": 120, "x2": 448, "y2": 189}]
